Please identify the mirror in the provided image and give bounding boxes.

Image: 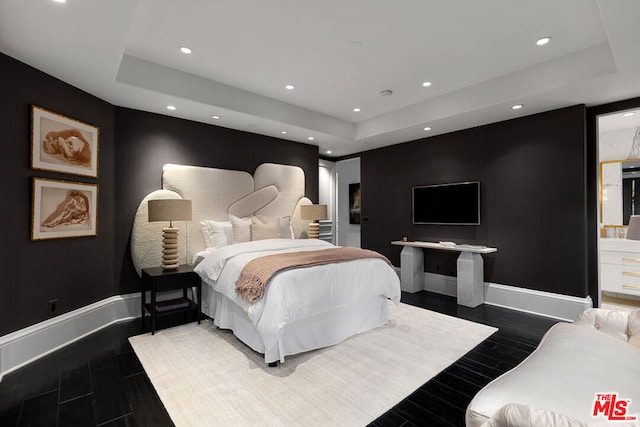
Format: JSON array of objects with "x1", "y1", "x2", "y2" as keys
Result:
[{"x1": 600, "y1": 158, "x2": 640, "y2": 226}]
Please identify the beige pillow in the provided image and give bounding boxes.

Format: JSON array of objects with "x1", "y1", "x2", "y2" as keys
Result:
[
  {"x1": 279, "y1": 216, "x2": 294, "y2": 239},
  {"x1": 229, "y1": 214, "x2": 252, "y2": 243},
  {"x1": 251, "y1": 216, "x2": 281, "y2": 241}
]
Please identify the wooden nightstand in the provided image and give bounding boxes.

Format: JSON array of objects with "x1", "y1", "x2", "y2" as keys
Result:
[{"x1": 141, "y1": 265, "x2": 202, "y2": 335}]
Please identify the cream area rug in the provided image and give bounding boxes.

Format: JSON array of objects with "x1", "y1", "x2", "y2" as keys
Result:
[{"x1": 129, "y1": 302, "x2": 497, "y2": 426}]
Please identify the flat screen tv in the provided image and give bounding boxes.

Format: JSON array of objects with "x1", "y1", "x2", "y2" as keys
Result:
[{"x1": 412, "y1": 181, "x2": 480, "y2": 225}]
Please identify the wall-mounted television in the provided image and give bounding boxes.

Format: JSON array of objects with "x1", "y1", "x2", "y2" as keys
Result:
[{"x1": 412, "y1": 181, "x2": 480, "y2": 225}]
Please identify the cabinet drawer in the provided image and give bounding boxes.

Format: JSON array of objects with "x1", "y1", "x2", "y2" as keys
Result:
[
  {"x1": 601, "y1": 250, "x2": 640, "y2": 265},
  {"x1": 621, "y1": 270, "x2": 640, "y2": 286},
  {"x1": 600, "y1": 251, "x2": 623, "y2": 265},
  {"x1": 609, "y1": 280, "x2": 640, "y2": 295},
  {"x1": 622, "y1": 257, "x2": 640, "y2": 268},
  {"x1": 601, "y1": 263, "x2": 621, "y2": 292}
]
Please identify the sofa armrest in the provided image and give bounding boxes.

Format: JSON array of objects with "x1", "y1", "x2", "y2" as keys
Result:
[{"x1": 573, "y1": 308, "x2": 640, "y2": 348}]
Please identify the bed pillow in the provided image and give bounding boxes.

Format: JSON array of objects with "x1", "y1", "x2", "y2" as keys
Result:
[
  {"x1": 279, "y1": 216, "x2": 294, "y2": 239},
  {"x1": 251, "y1": 216, "x2": 281, "y2": 241},
  {"x1": 229, "y1": 214, "x2": 252, "y2": 243},
  {"x1": 200, "y1": 220, "x2": 233, "y2": 249}
]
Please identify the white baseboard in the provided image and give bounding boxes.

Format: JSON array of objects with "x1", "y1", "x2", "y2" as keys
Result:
[
  {"x1": 415, "y1": 271, "x2": 592, "y2": 322},
  {"x1": 0, "y1": 273, "x2": 591, "y2": 382},
  {"x1": 484, "y1": 282, "x2": 592, "y2": 322},
  {"x1": 0, "y1": 293, "x2": 142, "y2": 381}
]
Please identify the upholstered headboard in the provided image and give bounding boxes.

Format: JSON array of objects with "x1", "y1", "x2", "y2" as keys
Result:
[{"x1": 131, "y1": 163, "x2": 312, "y2": 276}]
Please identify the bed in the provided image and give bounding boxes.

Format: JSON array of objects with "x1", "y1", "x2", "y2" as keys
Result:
[{"x1": 131, "y1": 163, "x2": 401, "y2": 364}]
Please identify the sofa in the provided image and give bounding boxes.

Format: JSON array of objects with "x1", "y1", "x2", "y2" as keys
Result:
[{"x1": 465, "y1": 308, "x2": 640, "y2": 426}]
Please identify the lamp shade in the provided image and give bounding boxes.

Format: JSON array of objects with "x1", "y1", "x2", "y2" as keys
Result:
[
  {"x1": 627, "y1": 215, "x2": 640, "y2": 240},
  {"x1": 301, "y1": 204, "x2": 328, "y2": 221},
  {"x1": 148, "y1": 199, "x2": 192, "y2": 222}
]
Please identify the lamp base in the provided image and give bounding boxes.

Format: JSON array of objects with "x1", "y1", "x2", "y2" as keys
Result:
[
  {"x1": 161, "y1": 227, "x2": 180, "y2": 270},
  {"x1": 308, "y1": 222, "x2": 320, "y2": 239}
]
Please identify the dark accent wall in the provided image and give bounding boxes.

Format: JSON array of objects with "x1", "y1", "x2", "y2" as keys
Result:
[
  {"x1": 361, "y1": 105, "x2": 591, "y2": 298},
  {"x1": 114, "y1": 108, "x2": 319, "y2": 294},
  {"x1": 1, "y1": 52, "x2": 116, "y2": 336},
  {"x1": 2, "y1": 52, "x2": 319, "y2": 336}
]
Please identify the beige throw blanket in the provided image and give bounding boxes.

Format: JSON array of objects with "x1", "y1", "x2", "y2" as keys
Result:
[{"x1": 235, "y1": 247, "x2": 393, "y2": 303}]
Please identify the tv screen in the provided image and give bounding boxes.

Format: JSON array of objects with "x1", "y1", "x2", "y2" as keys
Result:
[{"x1": 412, "y1": 181, "x2": 480, "y2": 225}]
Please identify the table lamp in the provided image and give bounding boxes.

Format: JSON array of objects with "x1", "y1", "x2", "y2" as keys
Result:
[
  {"x1": 148, "y1": 199, "x2": 192, "y2": 269},
  {"x1": 627, "y1": 215, "x2": 640, "y2": 240},
  {"x1": 300, "y1": 204, "x2": 328, "y2": 239}
]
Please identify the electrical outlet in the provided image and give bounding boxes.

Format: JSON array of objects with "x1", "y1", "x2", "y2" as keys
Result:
[{"x1": 48, "y1": 299, "x2": 58, "y2": 315}]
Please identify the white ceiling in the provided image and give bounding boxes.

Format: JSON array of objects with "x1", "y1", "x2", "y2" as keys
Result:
[{"x1": 2, "y1": 0, "x2": 640, "y2": 157}]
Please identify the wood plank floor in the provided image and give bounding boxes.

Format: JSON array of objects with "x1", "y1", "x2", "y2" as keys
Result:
[{"x1": 0, "y1": 291, "x2": 559, "y2": 426}]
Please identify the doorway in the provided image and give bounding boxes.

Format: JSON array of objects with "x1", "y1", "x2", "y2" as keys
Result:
[{"x1": 597, "y1": 107, "x2": 640, "y2": 311}]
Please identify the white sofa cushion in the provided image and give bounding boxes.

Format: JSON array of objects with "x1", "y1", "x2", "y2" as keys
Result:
[
  {"x1": 465, "y1": 317, "x2": 640, "y2": 426},
  {"x1": 480, "y1": 402, "x2": 639, "y2": 427},
  {"x1": 574, "y1": 308, "x2": 634, "y2": 344},
  {"x1": 480, "y1": 403, "x2": 588, "y2": 427}
]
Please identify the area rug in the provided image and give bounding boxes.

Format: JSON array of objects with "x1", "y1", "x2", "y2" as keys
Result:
[{"x1": 129, "y1": 302, "x2": 497, "y2": 426}]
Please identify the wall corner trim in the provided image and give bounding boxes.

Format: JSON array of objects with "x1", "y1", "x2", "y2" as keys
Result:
[{"x1": 0, "y1": 293, "x2": 142, "y2": 381}]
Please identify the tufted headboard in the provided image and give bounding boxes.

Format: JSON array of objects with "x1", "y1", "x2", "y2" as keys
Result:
[{"x1": 131, "y1": 163, "x2": 312, "y2": 276}]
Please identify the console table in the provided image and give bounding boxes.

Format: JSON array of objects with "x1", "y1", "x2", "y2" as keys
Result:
[{"x1": 391, "y1": 241, "x2": 497, "y2": 307}]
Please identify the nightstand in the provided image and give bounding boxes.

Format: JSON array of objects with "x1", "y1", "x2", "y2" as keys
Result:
[{"x1": 141, "y1": 265, "x2": 202, "y2": 335}]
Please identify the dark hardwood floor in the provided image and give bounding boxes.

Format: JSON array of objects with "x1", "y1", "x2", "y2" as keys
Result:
[{"x1": 0, "y1": 291, "x2": 559, "y2": 426}]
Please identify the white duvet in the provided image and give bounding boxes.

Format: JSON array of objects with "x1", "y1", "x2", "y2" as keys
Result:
[{"x1": 193, "y1": 239, "x2": 401, "y2": 350}]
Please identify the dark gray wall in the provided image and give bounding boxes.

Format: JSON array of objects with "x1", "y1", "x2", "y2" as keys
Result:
[
  {"x1": 2, "y1": 52, "x2": 319, "y2": 336},
  {"x1": 361, "y1": 105, "x2": 590, "y2": 298},
  {"x1": 1, "y1": 52, "x2": 116, "y2": 335}
]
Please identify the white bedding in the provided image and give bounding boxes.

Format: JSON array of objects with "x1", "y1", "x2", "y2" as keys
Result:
[{"x1": 193, "y1": 239, "x2": 401, "y2": 352}]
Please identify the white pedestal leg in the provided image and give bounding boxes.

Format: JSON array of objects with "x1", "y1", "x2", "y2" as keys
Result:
[
  {"x1": 400, "y1": 246, "x2": 424, "y2": 293},
  {"x1": 456, "y1": 252, "x2": 484, "y2": 307}
]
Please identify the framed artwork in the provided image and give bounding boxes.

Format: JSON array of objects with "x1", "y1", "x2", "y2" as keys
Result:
[
  {"x1": 32, "y1": 178, "x2": 98, "y2": 240},
  {"x1": 31, "y1": 105, "x2": 99, "y2": 178},
  {"x1": 349, "y1": 183, "x2": 361, "y2": 224}
]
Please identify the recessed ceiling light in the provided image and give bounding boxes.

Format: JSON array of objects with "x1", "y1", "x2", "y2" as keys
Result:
[
  {"x1": 307, "y1": 136, "x2": 315, "y2": 141},
  {"x1": 166, "y1": 105, "x2": 176, "y2": 111},
  {"x1": 511, "y1": 104, "x2": 524, "y2": 110},
  {"x1": 180, "y1": 46, "x2": 192, "y2": 54},
  {"x1": 353, "y1": 107, "x2": 361, "y2": 112},
  {"x1": 285, "y1": 84, "x2": 295, "y2": 90},
  {"x1": 424, "y1": 126, "x2": 432, "y2": 131},
  {"x1": 211, "y1": 115, "x2": 221, "y2": 120},
  {"x1": 623, "y1": 112, "x2": 636, "y2": 117},
  {"x1": 422, "y1": 81, "x2": 432, "y2": 87},
  {"x1": 326, "y1": 150, "x2": 332, "y2": 154},
  {"x1": 280, "y1": 131, "x2": 288, "y2": 135},
  {"x1": 52, "y1": 0, "x2": 66, "y2": 3},
  {"x1": 536, "y1": 37, "x2": 551, "y2": 46}
]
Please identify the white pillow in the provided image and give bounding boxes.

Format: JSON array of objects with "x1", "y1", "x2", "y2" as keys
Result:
[
  {"x1": 229, "y1": 214, "x2": 251, "y2": 243},
  {"x1": 279, "y1": 216, "x2": 294, "y2": 239},
  {"x1": 200, "y1": 220, "x2": 233, "y2": 249},
  {"x1": 251, "y1": 216, "x2": 281, "y2": 240}
]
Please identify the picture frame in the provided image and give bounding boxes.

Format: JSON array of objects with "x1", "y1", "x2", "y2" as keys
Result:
[
  {"x1": 349, "y1": 183, "x2": 361, "y2": 224},
  {"x1": 32, "y1": 178, "x2": 98, "y2": 240},
  {"x1": 31, "y1": 105, "x2": 99, "y2": 178}
]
